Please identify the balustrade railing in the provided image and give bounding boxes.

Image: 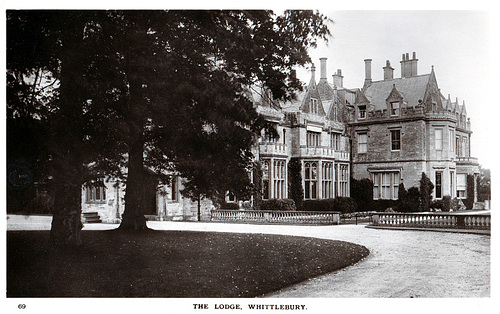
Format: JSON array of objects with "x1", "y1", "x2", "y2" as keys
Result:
[
  {"x1": 372, "y1": 213, "x2": 490, "y2": 230},
  {"x1": 456, "y1": 156, "x2": 479, "y2": 164},
  {"x1": 211, "y1": 209, "x2": 340, "y2": 225},
  {"x1": 259, "y1": 142, "x2": 287, "y2": 155}
]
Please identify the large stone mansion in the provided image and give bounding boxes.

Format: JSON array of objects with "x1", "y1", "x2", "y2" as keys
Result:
[{"x1": 83, "y1": 52, "x2": 480, "y2": 222}]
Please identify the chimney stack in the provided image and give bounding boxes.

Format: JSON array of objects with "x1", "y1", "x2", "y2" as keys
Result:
[
  {"x1": 310, "y1": 64, "x2": 316, "y2": 83},
  {"x1": 364, "y1": 59, "x2": 372, "y2": 85},
  {"x1": 319, "y1": 58, "x2": 328, "y2": 83},
  {"x1": 401, "y1": 52, "x2": 418, "y2": 78},
  {"x1": 410, "y1": 52, "x2": 418, "y2": 77},
  {"x1": 332, "y1": 69, "x2": 344, "y2": 87},
  {"x1": 383, "y1": 60, "x2": 394, "y2": 80}
]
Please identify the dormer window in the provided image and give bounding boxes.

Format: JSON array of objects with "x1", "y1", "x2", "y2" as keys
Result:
[
  {"x1": 390, "y1": 102, "x2": 400, "y2": 116},
  {"x1": 310, "y1": 98, "x2": 318, "y2": 114},
  {"x1": 358, "y1": 105, "x2": 366, "y2": 119}
]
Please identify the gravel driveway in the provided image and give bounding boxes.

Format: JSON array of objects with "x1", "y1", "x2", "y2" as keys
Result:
[{"x1": 147, "y1": 221, "x2": 490, "y2": 298}]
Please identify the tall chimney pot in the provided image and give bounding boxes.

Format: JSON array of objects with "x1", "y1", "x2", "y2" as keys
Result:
[
  {"x1": 383, "y1": 60, "x2": 394, "y2": 80},
  {"x1": 319, "y1": 58, "x2": 327, "y2": 82},
  {"x1": 332, "y1": 69, "x2": 344, "y2": 87},
  {"x1": 364, "y1": 59, "x2": 372, "y2": 85}
]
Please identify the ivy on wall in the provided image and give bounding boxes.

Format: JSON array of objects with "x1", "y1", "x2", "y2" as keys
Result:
[
  {"x1": 465, "y1": 174, "x2": 475, "y2": 210},
  {"x1": 288, "y1": 158, "x2": 304, "y2": 210}
]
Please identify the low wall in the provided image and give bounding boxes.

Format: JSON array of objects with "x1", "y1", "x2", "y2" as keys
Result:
[
  {"x1": 372, "y1": 213, "x2": 491, "y2": 230},
  {"x1": 210, "y1": 210, "x2": 340, "y2": 225}
]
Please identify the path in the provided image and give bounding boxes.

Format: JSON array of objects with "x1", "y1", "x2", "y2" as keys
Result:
[{"x1": 7, "y1": 215, "x2": 490, "y2": 297}]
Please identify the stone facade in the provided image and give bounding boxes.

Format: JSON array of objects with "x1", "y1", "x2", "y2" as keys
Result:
[
  {"x1": 82, "y1": 52, "x2": 481, "y2": 222},
  {"x1": 351, "y1": 52, "x2": 479, "y2": 202},
  {"x1": 252, "y1": 61, "x2": 352, "y2": 202}
]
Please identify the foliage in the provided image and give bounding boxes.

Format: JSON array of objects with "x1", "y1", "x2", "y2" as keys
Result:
[
  {"x1": 419, "y1": 172, "x2": 434, "y2": 211},
  {"x1": 301, "y1": 197, "x2": 357, "y2": 213},
  {"x1": 350, "y1": 177, "x2": 373, "y2": 211},
  {"x1": 372, "y1": 200, "x2": 399, "y2": 212},
  {"x1": 477, "y1": 167, "x2": 490, "y2": 202},
  {"x1": 252, "y1": 161, "x2": 263, "y2": 210},
  {"x1": 257, "y1": 199, "x2": 296, "y2": 211},
  {"x1": 397, "y1": 184, "x2": 421, "y2": 212},
  {"x1": 301, "y1": 199, "x2": 336, "y2": 212},
  {"x1": 441, "y1": 195, "x2": 452, "y2": 212},
  {"x1": 288, "y1": 158, "x2": 304, "y2": 210},
  {"x1": 333, "y1": 197, "x2": 357, "y2": 214},
  {"x1": 465, "y1": 174, "x2": 475, "y2": 210},
  {"x1": 7, "y1": 10, "x2": 333, "y2": 234},
  {"x1": 220, "y1": 202, "x2": 239, "y2": 210}
]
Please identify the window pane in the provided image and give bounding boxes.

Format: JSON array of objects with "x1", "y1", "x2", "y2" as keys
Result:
[
  {"x1": 435, "y1": 129, "x2": 443, "y2": 150},
  {"x1": 391, "y1": 130, "x2": 401, "y2": 150}
]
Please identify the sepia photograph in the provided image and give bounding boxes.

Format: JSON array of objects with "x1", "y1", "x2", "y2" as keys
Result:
[{"x1": 3, "y1": 3, "x2": 497, "y2": 314}]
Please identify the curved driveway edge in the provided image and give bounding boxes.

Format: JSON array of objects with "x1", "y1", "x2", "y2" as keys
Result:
[{"x1": 7, "y1": 216, "x2": 490, "y2": 297}]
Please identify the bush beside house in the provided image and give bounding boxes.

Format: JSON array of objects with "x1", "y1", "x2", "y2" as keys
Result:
[{"x1": 258, "y1": 199, "x2": 296, "y2": 211}]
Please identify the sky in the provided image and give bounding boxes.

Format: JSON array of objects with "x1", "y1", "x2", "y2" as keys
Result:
[{"x1": 295, "y1": 10, "x2": 494, "y2": 169}]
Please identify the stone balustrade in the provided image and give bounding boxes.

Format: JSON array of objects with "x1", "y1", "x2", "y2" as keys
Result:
[
  {"x1": 211, "y1": 209, "x2": 340, "y2": 225},
  {"x1": 259, "y1": 142, "x2": 287, "y2": 156},
  {"x1": 372, "y1": 213, "x2": 490, "y2": 230}
]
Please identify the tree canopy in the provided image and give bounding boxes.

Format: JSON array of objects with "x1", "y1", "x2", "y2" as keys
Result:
[{"x1": 7, "y1": 10, "x2": 332, "y2": 240}]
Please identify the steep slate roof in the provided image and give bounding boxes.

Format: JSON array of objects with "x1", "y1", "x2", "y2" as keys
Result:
[{"x1": 363, "y1": 74, "x2": 431, "y2": 110}]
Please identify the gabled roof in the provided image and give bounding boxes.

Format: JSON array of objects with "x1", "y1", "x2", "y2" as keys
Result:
[
  {"x1": 299, "y1": 85, "x2": 327, "y2": 115},
  {"x1": 363, "y1": 74, "x2": 431, "y2": 110},
  {"x1": 355, "y1": 88, "x2": 370, "y2": 105},
  {"x1": 317, "y1": 80, "x2": 335, "y2": 101}
]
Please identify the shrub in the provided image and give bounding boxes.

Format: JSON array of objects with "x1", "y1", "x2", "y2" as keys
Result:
[
  {"x1": 301, "y1": 197, "x2": 357, "y2": 213},
  {"x1": 430, "y1": 199, "x2": 443, "y2": 211},
  {"x1": 419, "y1": 172, "x2": 434, "y2": 211},
  {"x1": 333, "y1": 197, "x2": 357, "y2": 214},
  {"x1": 301, "y1": 199, "x2": 336, "y2": 212},
  {"x1": 397, "y1": 184, "x2": 421, "y2": 212},
  {"x1": 258, "y1": 199, "x2": 296, "y2": 211},
  {"x1": 350, "y1": 177, "x2": 373, "y2": 211},
  {"x1": 441, "y1": 195, "x2": 451, "y2": 212},
  {"x1": 465, "y1": 174, "x2": 475, "y2": 210},
  {"x1": 288, "y1": 158, "x2": 304, "y2": 210},
  {"x1": 220, "y1": 202, "x2": 239, "y2": 210},
  {"x1": 252, "y1": 161, "x2": 263, "y2": 210},
  {"x1": 372, "y1": 199, "x2": 399, "y2": 212}
]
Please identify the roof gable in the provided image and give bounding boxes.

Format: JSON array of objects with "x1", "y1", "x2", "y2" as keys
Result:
[
  {"x1": 363, "y1": 74, "x2": 431, "y2": 111},
  {"x1": 299, "y1": 84, "x2": 327, "y2": 116}
]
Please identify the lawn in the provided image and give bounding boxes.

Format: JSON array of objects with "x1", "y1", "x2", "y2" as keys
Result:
[{"x1": 7, "y1": 229, "x2": 369, "y2": 297}]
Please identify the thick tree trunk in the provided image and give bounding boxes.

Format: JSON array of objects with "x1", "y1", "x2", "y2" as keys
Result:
[
  {"x1": 119, "y1": 139, "x2": 149, "y2": 230},
  {"x1": 50, "y1": 182, "x2": 83, "y2": 246},
  {"x1": 48, "y1": 16, "x2": 87, "y2": 246}
]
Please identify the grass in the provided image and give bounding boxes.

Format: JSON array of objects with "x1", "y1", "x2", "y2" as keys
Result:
[{"x1": 7, "y1": 229, "x2": 369, "y2": 298}]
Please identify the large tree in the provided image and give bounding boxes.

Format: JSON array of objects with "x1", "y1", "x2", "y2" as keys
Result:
[
  {"x1": 98, "y1": 10, "x2": 332, "y2": 230},
  {"x1": 7, "y1": 10, "x2": 332, "y2": 238},
  {"x1": 7, "y1": 11, "x2": 128, "y2": 245}
]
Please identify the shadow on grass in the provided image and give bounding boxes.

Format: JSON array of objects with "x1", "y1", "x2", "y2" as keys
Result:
[{"x1": 7, "y1": 229, "x2": 369, "y2": 297}]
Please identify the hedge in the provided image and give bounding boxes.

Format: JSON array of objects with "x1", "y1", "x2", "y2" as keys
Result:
[
  {"x1": 301, "y1": 197, "x2": 357, "y2": 214},
  {"x1": 220, "y1": 202, "x2": 239, "y2": 210},
  {"x1": 257, "y1": 199, "x2": 296, "y2": 211},
  {"x1": 301, "y1": 199, "x2": 336, "y2": 212}
]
